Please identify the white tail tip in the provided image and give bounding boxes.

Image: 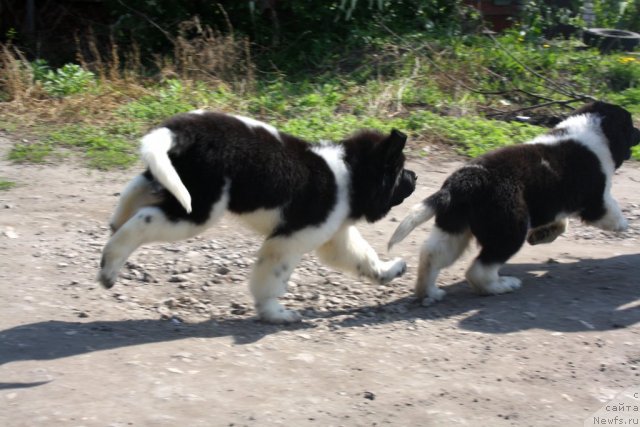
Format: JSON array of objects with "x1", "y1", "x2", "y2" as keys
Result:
[{"x1": 388, "y1": 202, "x2": 434, "y2": 250}]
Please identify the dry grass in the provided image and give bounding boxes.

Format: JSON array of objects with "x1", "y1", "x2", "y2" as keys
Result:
[
  {"x1": 0, "y1": 43, "x2": 44, "y2": 104},
  {"x1": 0, "y1": 17, "x2": 254, "y2": 129},
  {"x1": 169, "y1": 16, "x2": 255, "y2": 91}
]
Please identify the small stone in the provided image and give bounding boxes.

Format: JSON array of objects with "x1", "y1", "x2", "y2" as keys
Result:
[{"x1": 216, "y1": 266, "x2": 230, "y2": 275}]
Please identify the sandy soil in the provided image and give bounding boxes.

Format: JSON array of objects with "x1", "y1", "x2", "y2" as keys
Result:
[{"x1": 1, "y1": 134, "x2": 639, "y2": 427}]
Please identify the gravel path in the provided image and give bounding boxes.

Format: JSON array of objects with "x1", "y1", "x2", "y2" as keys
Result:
[{"x1": 1, "y1": 134, "x2": 639, "y2": 426}]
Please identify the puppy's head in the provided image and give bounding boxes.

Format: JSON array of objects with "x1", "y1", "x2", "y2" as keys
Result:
[
  {"x1": 572, "y1": 101, "x2": 639, "y2": 168},
  {"x1": 343, "y1": 128, "x2": 416, "y2": 222}
]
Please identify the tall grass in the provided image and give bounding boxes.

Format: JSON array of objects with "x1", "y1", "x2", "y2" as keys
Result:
[{"x1": 1, "y1": 27, "x2": 639, "y2": 168}]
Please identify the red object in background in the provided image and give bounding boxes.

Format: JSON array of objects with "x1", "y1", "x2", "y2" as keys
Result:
[{"x1": 464, "y1": 0, "x2": 522, "y2": 32}]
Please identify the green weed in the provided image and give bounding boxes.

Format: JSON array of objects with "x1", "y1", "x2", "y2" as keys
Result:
[
  {"x1": 4, "y1": 31, "x2": 640, "y2": 168},
  {"x1": 9, "y1": 141, "x2": 53, "y2": 163},
  {"x1": 39, "y1": 63, "x2": 96, "y2": 97},
  {"x1": 0, "y1": 179, "x2": 15, "y2": 190},
  {"x1": 47, "y1": 124, "x2": 138, "y2": 170}
]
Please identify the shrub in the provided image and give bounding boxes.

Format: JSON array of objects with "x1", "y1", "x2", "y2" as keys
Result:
[
  {"x1": 605, "y1": 57, "x2": 640, "y2": 92},
  {"x1": 40, "y1": 64, "x2": 96, "y2": 97}
]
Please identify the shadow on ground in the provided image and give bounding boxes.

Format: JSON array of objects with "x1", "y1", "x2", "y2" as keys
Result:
[{"x1": 1, "y1": 254, "x2": 638, "y2": 377}]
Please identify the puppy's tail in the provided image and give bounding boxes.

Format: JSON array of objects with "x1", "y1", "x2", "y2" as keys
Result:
[
  {"x1": 140, "y1": 127, "x2": 192, "y2": 213},
  {"x1": 388, "y1": 196, "x2": 437, "y2": 250}
]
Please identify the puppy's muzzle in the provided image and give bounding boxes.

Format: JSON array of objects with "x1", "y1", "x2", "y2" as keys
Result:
[
  {"x1": 633, "y1": 128, "x2": 640, "y2": 146},
  {"x1": 391, "y1": 169, "x2": 417, "y2": 207}
]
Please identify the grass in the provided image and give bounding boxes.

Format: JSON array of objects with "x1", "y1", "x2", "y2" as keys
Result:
[
  {"x1": 0, "y1": 179, "x2": 15, "y2": 190},
  {"x1": 1, "y1": 31, "x2": 639, "y2": 168}
]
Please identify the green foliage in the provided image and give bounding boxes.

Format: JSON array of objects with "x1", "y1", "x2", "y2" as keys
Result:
[
  {"x1": 619, "y1": 0, "x2": 640, "y2": 31},
  {"x1": 592, "y1": 0, "x2": 627, "y2": 28},
  {"x1": 46, "y1": 124, "x2": 138, "y2": 169},
  {"x1": 404, "y1": 111, "x2": 544, "y2": 157},
  {"x1": 0, "y1": 179, "x2": 16, "y2": 191},
  {"x1": 7, "y1": 18, "x2": 640, "y2": 169},
  {"x1": 118, "y1": 79, "x2": 202, "y2": 121},
  {"x1": 609, "y1": 87, "x2": 640, "y2": 114},
  {"x1": 604, "y1": 57, "x2": 640, "y2": 91},
  {"x1": 9, "y1": 141, "x2": 53, "y2": 163},
  {"x1": 30, "y1": 59, "x2": 51, "y2": 82},
  {"x1": 39, "y1": 64, "x2": 96, "y2": 97},
  {"x1": 519, "y1": 0, "x2": 583, "y2": 39}
]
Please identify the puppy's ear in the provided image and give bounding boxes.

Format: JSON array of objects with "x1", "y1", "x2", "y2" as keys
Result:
[{"x1": 378, "y1": 129, "x2": 407, "y2": 160}]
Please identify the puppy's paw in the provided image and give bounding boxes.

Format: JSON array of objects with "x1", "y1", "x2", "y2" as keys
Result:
[
  {"x1": 527, "y1": 221, "x2": 566, "y2": 245},
  {"x1": 477, "y1": 276, "x2": 521, "y2": 295},
  {"x1": 97, "y1": 270, "x2": 116, "y2": 289},
  {"x1": 421, "y1": 288, "x2": 446, "y2": 306},
  {"x1": 256, "y1": 299, "x2": 302, "y2": 324},
  {"x1": 589, "y1": 212, "x2": 628, "y2": 232},
  {"x1": 97, "y1": 257, "x2": 117, "y2": 289},
  {"x1": 612, "y1": 217, "x2": 629, "y2": 232},
  {"x1": 378, "y1": 258, "x2": 407, "y2": 284}
]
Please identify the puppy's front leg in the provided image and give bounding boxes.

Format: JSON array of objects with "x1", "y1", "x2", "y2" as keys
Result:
[
  {"x1": 316, "y1": 225, "x2": 406, "y2": 285},
  {"x1": 110, "y1": 174, "x2": 163, "y2": 233},
  {"x1": 588, "y1": 195, "x2": 628, "y2": 232},
  {"x1": 250, "y1": 239, "x2": 302, "y2": 323}
]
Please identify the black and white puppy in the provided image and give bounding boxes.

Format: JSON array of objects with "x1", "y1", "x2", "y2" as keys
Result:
[
  {"x1": 388, "y1": 101, "x2": 640, "y2": 305},
  {"x1": 99, "y1": 111, "x2": 416, "y2": 322}
]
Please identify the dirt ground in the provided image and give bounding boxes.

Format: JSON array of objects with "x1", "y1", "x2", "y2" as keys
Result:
[{"x1": 0, "y1": 133, "x2": 639, "y2": 427}]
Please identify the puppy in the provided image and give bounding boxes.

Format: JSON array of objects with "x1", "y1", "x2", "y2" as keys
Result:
[
  {"x1": 99, "y1": 111, "x2": 416, "y2": 322},
  {"x1": 388, "y1": 101, "x2": 640, "y2": 305}
]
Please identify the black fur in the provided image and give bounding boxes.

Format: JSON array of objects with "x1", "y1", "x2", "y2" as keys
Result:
[
  {"x1": 145, "y1": 112, "x2": 415, "y2": 236},
  {"x1": 343, "y1": 129, "x2": 417, "y2": 222},
  {"x1": 426, "y1": 101, "x2": 638, "y2": 265}
]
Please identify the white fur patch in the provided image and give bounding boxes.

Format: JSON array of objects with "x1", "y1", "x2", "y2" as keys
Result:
[
  {"x1": 388, "y1": 202, "x2": 435, "y2": 249},
  {"x1": 529, "y1": 113, "x2": 615, "y2": 189},
  {"x1": 305, "y1": 144, "x2": 351, "y2": 241},
  {"x1": 465, "y1": 260, "x2": 521, "y2": 295},
  {"x1": 236, "y1": 208, "x2": 282, "y2": 235},
  {"x1": 233, "y1": 115, "x2": 282, "y2": 142}
]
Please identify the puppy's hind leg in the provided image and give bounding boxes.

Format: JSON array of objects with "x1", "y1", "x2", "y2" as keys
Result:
[
  {"x1": 110, "y1": 174, "x2": 163, "y2": 233},
  {"x1": 466, "y1": 215, "x2": 528, "y2": 295},
  {"x1": 99, "y1": 207, "x2": 204, "y2": 289},
  {"x1": 416, "y1": 227, "x2": 471, "y2": 306},
  {"x1": 315, "y1": 225, "x2": 406, "y2": 285},
  {"x1": 250, "y1": 239, "x2": 303, "y2": 323}
]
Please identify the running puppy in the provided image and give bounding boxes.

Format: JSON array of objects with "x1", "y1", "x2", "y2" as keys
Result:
[
  {"x1": 99, "y1": 111, "x2": 416, "y2": 322},
  {"x1": 388, "y1": 101, "x2": 639, "y2": 305}
]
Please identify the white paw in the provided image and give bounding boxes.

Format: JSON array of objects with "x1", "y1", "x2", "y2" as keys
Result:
[
  {"x1": 421, "y1": 288, "x2": 446, "y2": 306},
  {"x1": 591, "y1": 215, "x2": 628, "y2": 232},
  {"x1": 256, "y1": 299, "x2": 302, "y2": 324},
  {"x1": 98, "y1": 256, "x2": 118, "y2": 289},
  {"x1": 478, "y1": 276, "x2": 522, "y2": 295},
  {"x1": 612, "y1": 217, "x2": 628, "y2": 232},
  {"x1": 378, "y1": 258, "x2": 407, "y2": 284}
]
